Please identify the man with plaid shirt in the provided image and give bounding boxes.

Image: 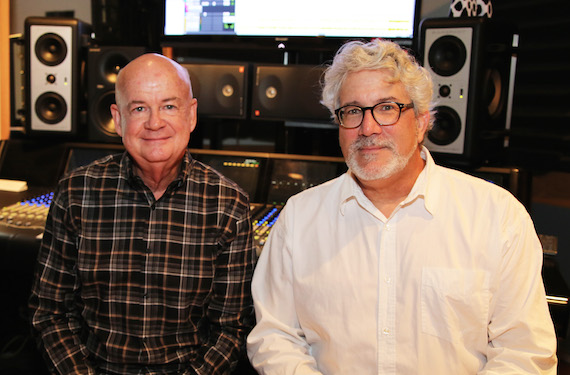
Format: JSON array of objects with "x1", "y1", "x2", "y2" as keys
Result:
[{"x1": 29, "y1": 54, "x2": 255, "y2": 375}]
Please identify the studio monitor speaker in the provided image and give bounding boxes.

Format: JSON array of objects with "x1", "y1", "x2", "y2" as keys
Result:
[
  {"x1": 87, "y1": 46, "x2": 145, "y2": 142},
  {"x1": 25, "y1": 17, "x2": 91, "y2": 137},
  {"x1": 10, "y1": 35, "x2": 25, "y2": 129},
  {"x1": 181, "y1": 63, "x2": 248, "y2": 119},
  {"x1": 419, "y1": 17, "x2": 516, "y2": 167},
  {"x1": 251, "y1": 64, "x2": 330, "y2": 122}
]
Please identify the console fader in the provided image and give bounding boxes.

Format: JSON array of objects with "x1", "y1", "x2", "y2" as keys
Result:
[{"x1": 250, "y1": 203, "x2": 282, "y2": 256}]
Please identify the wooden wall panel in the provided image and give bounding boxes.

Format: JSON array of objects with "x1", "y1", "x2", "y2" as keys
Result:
[{"x1": 0, "y1": 0, "x2": 11, "y2": 139}]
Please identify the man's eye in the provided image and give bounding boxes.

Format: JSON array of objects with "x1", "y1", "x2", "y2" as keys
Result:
[
  {"x1": 377, "y1": 104, "x2": 396, "y2": 112},
  {"x1": 164, "y1": 104, "x2": 175, "y2": 110},
  {"x1": 345, "y1": 107, "x2": 362, "y2": 116},
  {"x1": 133, "y1": 106, "x2": 145, "y2": 112}
]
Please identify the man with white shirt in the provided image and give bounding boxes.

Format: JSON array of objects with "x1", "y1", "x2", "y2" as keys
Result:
[{"x1": 246, "y1": 39, "x2": 557, "y2": 374}]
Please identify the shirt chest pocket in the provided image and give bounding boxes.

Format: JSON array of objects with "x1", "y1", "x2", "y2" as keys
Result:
[{"x1": 421, "y1": 267, "x2": 490, "y2": 343}]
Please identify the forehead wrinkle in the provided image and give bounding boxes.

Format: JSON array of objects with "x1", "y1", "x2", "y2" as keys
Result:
[{"x1": 126, "y1": 95, "x2": 182, "y2": 106}]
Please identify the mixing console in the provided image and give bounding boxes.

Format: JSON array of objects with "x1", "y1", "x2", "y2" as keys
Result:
[
  {"x1": 0, "y1": 192, "x2": 280, "y2": 254},
  {"x1": 0, "y1": 192, "x2": 53, "y2": 231},
  {"x1": 251, "y1": 203, "x2": 282, "y2": 256}
]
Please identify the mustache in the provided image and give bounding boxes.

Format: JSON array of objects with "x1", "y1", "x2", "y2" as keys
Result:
[{"x1": 349, "y1": 135, "x2": 395, "y2": 152}]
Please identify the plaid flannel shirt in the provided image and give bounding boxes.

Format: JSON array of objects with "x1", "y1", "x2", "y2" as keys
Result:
[{"x1": 30, "y1": 150, "x2": 255, "y2": 375}]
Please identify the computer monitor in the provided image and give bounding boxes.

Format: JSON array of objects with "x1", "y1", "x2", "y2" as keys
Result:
[
  {"x1": 161, "y1": 0, "x2": 421, "y2": 55},
  {"x1": 164, "y1": 0, "x2": 418, "y2": 40}
]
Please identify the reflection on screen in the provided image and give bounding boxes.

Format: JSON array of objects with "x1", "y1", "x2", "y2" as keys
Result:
[{"x1": 267, "y1": 159, "x2": 342, "y2": 205}]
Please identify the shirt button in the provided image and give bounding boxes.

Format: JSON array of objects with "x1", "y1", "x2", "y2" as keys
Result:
[
  {"x1": 384, "y1": 276, "x2": 392, "y2": 284},
  {"x1": 385, "y1": 224, "x2": 391, "y2": 231},
  {"x1": 382, "y1": 327, "x2": 390, "y2": 335}
]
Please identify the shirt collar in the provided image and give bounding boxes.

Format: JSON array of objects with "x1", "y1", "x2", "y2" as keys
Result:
[
  {"x1": 339, "y1": 172, "x2": 359, "y2": 216},
  {"x1": 404, "y1": 146, "x2": 434, "y2": 216},
  {"x1": 338, "y1": 146, "x2": 436, "y2": 217},
  {"x1": 120, "y1": 149, "x2": 191, "y2": 192}
]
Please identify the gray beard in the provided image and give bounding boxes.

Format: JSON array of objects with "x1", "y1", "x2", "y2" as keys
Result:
[{"x1": 345, "y1": 135, "x2": 416, "y2": 181}]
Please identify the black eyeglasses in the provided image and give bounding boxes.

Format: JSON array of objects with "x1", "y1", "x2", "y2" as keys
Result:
[{"x1": 334, "y1": 101, "x2": 414, "y2": 129}]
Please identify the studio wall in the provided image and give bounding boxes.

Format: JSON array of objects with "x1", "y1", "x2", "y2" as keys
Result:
[{"x1": 9, "y1": 0, "x2": 92, "y2": 34}]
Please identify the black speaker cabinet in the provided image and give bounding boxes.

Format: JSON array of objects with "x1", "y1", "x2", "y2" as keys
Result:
[
  {"x1": 87, "y1": 46, "x2": 145, "y2": 143},
  {"x1": 419, "y1": 17, "x2": 516, "y2": 167},
  {"x1": 181, "y1": 63, "x2": 248, "y2": 119},
  {"x1": 25, "y1": 17, "x2": 91, "y2": 137},
  {"x1": 10, "y1": 35, "x2": 25, "y2": 129},
  {"x1": 251, "y1": 64, "x2": 330, "y2": 122},
  {"x1": 91, "y1": 0, "x2": 162, "y2": 51}
]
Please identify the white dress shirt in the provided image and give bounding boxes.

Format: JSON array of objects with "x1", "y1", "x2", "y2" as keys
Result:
[{"x1": 247, "y1": 148, "x2": 557, "y2": 374}]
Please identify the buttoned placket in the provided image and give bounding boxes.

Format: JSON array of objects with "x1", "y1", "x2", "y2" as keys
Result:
[
  {"x1": 140, "y1": 200, "x2": 156, "y2": 363},
  {"x1": 377, "y1": 214, "x2": 397, "y2": 374}
]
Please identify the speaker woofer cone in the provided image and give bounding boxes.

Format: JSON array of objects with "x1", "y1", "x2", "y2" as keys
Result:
[
  {"x1": 485, "y1": 68, "x2": 503, "y2": 118},
  {"x1": 428, "y1": 35, "x2": 467, "y2": 77},
  {"x1": 428, "y1": 106, "x2": 462, "y2": 145},
  {"x1": 35, "y1": 32, "x2": 68, "y2": 66},
  {"x1": 101, "y1": 53, "x2": 130, "y2": 83},
  {"x1": 216, "y1": 73, "x2": 239, "y2": 109},
  {"x1": 257, "y1": 75, "x2": 282, "y2": 110},
  {"x1": 94, "y1": 91, "x2": 118, "y2": 136},
  {"x1": 35, "y1": 92, "x2": 67, "y2": 124}
]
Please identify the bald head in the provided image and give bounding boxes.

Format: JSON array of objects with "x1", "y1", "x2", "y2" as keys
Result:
[
  {"x1": 115, "y1": 53, "x2": 193, "y2": 108},
  {"x1": 109, "y1": 52, "x2": 198, "y2": 184}
]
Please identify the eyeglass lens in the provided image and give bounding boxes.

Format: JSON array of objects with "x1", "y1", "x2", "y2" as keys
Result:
[{"x1": 339, "y1": 102, "x2": 403, "y2": 128}]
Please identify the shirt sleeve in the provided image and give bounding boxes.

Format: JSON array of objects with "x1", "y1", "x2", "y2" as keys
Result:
[
  {"x1": 247, "y1": 203, "x2": 324, "y2": 374},
  {"x1": 191, "y1": 191, "x2": 257, "y2": 375},
  {"x1": 28, "y1": 187, "x2": 97, "y2": 375},
  {"x1": 482, "y1": 199, "x2": 558, "y2": 374}
]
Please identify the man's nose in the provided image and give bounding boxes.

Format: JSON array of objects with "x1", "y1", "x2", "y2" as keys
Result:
[
  {"x1": 146, "y1": 109, "x2": 164, "y2": 129},
  {"x1": 359, "y1": 108, "x2": 382, "y2": 137}
]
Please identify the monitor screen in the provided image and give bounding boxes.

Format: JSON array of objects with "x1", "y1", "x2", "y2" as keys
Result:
[
  {"x1": 64, "y1": 146, "x2": 123, "y2": 175},
  {"x1": 266, "y1": 158, "x2": 345, "y2": 205},
  {"x1": 193, "y1": 153, "x2": 264, "y2": 202},
  {"x1": 163, "y1": 0, "x2": 419, "y2": 42}
]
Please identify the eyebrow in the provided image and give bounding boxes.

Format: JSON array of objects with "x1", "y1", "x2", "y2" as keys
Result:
[
  {"x1": 341, "y1": 96, "x2": 399, "y2": 107},
  {"x1": 161, "y1": 97, "x2": 180, "y2": 103}
]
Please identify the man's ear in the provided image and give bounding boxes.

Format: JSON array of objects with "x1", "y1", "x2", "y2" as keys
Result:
[
  {"x1": 110, "y1": 103, "x2": 123, "y2": 137},
  {"x1": 416, "y1": 111, "x2": 430, "y2": 144},
  {"x1": 188, "y1": 98, "x2": 198, "y2": 133}
]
